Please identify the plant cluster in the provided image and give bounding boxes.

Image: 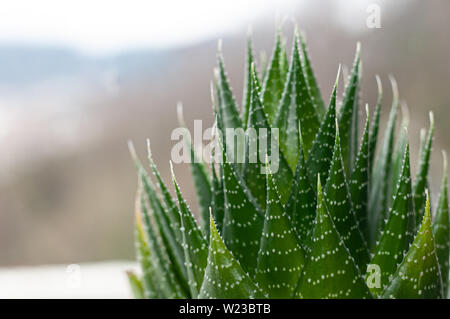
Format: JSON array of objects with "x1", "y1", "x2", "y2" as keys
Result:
[{"x1": 127, "y1": 28, "x2": 449, "y2": 299}]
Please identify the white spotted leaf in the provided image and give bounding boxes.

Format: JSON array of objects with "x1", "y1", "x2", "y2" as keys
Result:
[
  {"x1": 255, "y1": 161, "x2": 306, "y2": 298},
  {"x1": 211, "y1": 161, "x2": 225, "y2": 235},
  {"x1": 368, "y1": 78, "x2": 399, "y2": 248},
  {"x1": 138, "y1": 187, "x2": 186, "y2": 298},
  {"x1": 242, "y1": 66, "x2": 293, "y2": 209},
  {"x1": 383, "y1": 195, "x2": 443, "y2": 299},
  {"x1": 221, "y1": 137, "x2": 264, "y2": 277},
  {"x1": 261, "y1": 30, "x2": 285, "y2": 124},
  {"x1": 324, "y1": 124, "x2": 370, "y2": 272},
  {"x1": 285, "y1": 135, "x2": 316, "y2": 249},
  {"x1": 241, "y1": 37, "x2": 256, "y2": 129},
  {"x1": 349, "y1": 110, "x2": 370, "y2": 242},
  {"x1": 306, "y1": 70, "x2": 339, "y2": 187},
  {"x1": 295, "y1": 176, "x2": 372, "y2": 299},
  {"x1": 198, "y1": 216, "x2": 267, "y2": 299},
  {"x1": 132, "y1": 149, "x2": 189, "y2": 296},
  {"x1": 299, "y1": 32, "x2": 326, "y2": 120},
  {"x1": 338, "y1": 43, "x2": 361, "y2": 175},
  {"x1": 413, "y1": 113, "x2": 434, "y2": 226},
  {"x1": 217, "y1": 53, "x2": 242, "y2": 130},
  {"x1": 369, "y1": 142, "x2": 416, "y2": 296},
  {"x1": 171, "y1": 165, "x2": 208, "y2": 298},
  {"x1": 368, "y1": 76, "x2": 382, "y2": 173},
  {"x1": 274, "y1": 31, "x2": 320, "y2": 169}
]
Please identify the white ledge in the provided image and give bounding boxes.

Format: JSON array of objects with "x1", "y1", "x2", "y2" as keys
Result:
[{"x1": 0, "y1": 261, "x2": 137, "y2": 299}]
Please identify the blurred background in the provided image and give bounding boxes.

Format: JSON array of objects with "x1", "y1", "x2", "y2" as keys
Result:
[{"x1": 0, "y1": 0, "x2": 449, "y2": 296}]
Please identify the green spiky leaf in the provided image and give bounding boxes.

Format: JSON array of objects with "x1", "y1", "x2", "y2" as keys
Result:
[
  {"x1": 242, "y1": 67, "x2": 269, "y2": 208},
  {"x1": 324, "y1": 124, "x2": 369, "y2": 271},
  {"x1": 127, "y1": 271, "x2": 145, "y2": 299},
  {"x1": 299, "y1": 32, "x2": 326, "y2": 119},
  {"x1": 295, "y1": 176, "x2": 372, "y2": 299},
  {"x1": 274, "y1": 31, "x2": 320, "y2": 169},
  {"x1": 273, "y1": 37, "x2": 300, "y2": 171},
  {"x1": 198, "y1": 216, "x2": 267, "y2": 299},
  {"x1": 177, "y1": 105, "x2": 213, "y2": 237},
  {"x1": 171, "y1": 164, "x2": 208, "y2": 298},
  {"x1": 217, "y1": 53, "x2": 242, "y2": 130},
  {"x1": 221, "y1": 138, "x2": 264, "y2": 276},
  {"x1": 383, "y1": 195, "x2": 443, "y2": 299},
  {"x1": 391, "y1": 123, "x2": 409, "y2": 200},
  {"x1": 368, "y1": 75, "x2": 382, "y2": 173},
  {"x1": 147, "y1": 141, "x2": 183, "y2": 245},
  {"x1": 130, "y1": 28, "x2": 446, "y2": 299},
  {"x1": 131, "y1": 146, "x2": 189, "y2": 295},
  {"x1": 259, "y1": 50, "x2": 268, "y2": 83},
  {"x1": 433, "y1": 151, "x2": 449, "y2": 296},
  {"x1": 187, "y1": 146, "x2": 212, "y2": 237},
  {"x1": 338, "y1": 43, "x2": 361, "y2": 175},
  {"x1": 261, "y1": 31, "x2": 285, "y2": 124},
  {"x1": 285, "y1": 133, "x2": 316, "y2": 248},
  {"x1": 369, "y1": 77, "x2": 399, "y2": 247},
  {"x1": 134, "y1": 205, "x2": 158, "y2": 298},
  {"x1": 216, "y1": 53, "x2": 245, "y2": 176},
  {"x1": 279, "y1": 37, "x2": 289, "y2": 82},
  {"x1": 211, "y1": 161, "x2": 225, "y2": 234},
  {"x1": 255, "y1": 161, "x2": 306, "y2": 298},
  {"x1": 349, "y1": 108, "x2": 370, "y2": 242},
  {"x1": 191, "y1": 156, "x2": 212, "y2": 237},
  {"x1": 242, "y1": 37, "x2": 256, "y2": 129},
  {"x1": 369, "y1": 142, "x2": 416, "y2": 296},
  {"x1": 306, "y1": 69, "x2": 339, "y2": 186},
  {"x1": 413, "y1": 112, "x2": 435, "y2": 226},
  {"x1": 243, "y1": 66, "x2": 293, "y2": 208},
  {"x1": 138, "y1": 187, "x2": 186, "y2": 298}
]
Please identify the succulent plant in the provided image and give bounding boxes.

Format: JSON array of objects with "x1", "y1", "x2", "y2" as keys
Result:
[{"x1": 127, "y1": 28, "x2": 449, "y2": 299}]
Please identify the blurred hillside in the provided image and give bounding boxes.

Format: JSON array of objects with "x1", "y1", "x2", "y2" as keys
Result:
[{"x1": 1, "y1": 0, "x2": 450, "y2": 266}]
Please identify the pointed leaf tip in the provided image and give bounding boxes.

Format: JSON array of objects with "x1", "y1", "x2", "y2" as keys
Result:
[
  {"x1": 171, "y1": 156, "x2": 209, "y2": 297},
  {"x1": 221, "y1": 135, "x2": 264, "y2": 275},
  {"x1": 295, "y1": 175, "x2": 372, "y2": 299},
  {"x1": 413, "y1": 108, "x2": 435, "y2": 226},
  {"x1": 255, "y1": 160, "x2": 305, "y2": 298},
  {"x1": 338, "y1": 44, "x2": 361, "y2": 176},
  {"x1": 274, "y1": 32, "x2": 320, "y2": 167},
  {"x1": 199, "y1": 213, "x2": 267, "y2": 299},
  {"x1": 369, "y1": 141, "x2": 416, "y2": 295},
  {"x1": 305, "y1": 71, "x2": 339, "y2": 186},
  {"x1": 383, "y1": 189, "x2": 443, "y2": 299},
  {"x1": 324, "y1": 118, "x2": 370, "y2": 272},
  {"x1": 261, "y1": 29, "x2": 286, "y2": 124},
  {"x1": 389, "y1": 74, "x2": 399, "y2": 103},
  {"x1": 375, "y1": 74, "x2": 383, "y2": 95},
  {"x1": 349, "y1": 110, "x2": 371, "y2": 242},
  {"x1": 299, "y1": 31, "x2": 327, "y2": 119}
]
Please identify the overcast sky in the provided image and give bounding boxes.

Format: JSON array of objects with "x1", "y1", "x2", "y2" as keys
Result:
[{"x1": 0, "y1": 0, "x2": 302, "y2": 55}]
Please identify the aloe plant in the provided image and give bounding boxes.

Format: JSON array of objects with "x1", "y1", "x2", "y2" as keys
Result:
[{"x1": 127, "y1": 28, "x2": 449, "y2": 299}]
